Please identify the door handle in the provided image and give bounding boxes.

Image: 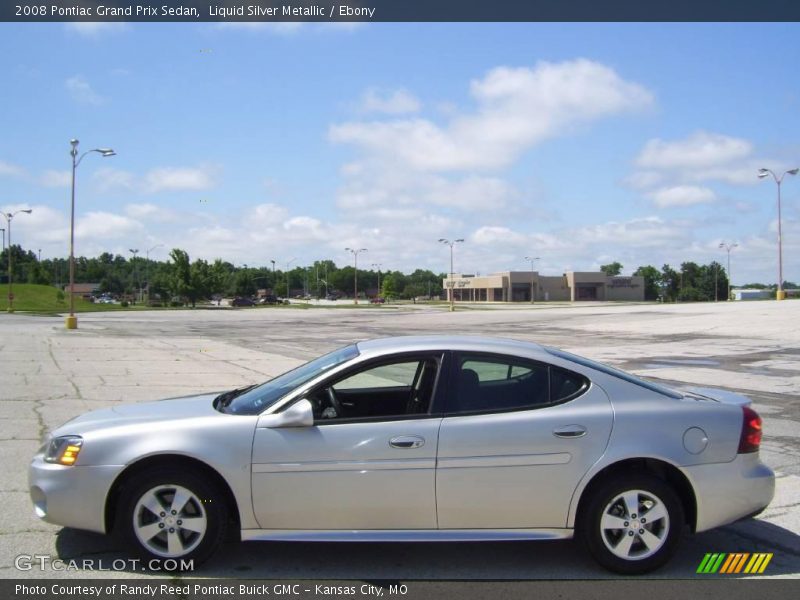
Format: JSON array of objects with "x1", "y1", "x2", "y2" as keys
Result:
[
  {"x1": 553, "y1": 425, "x2": 587, "y2": 439},
  {"x1": 389, "y1": 435, "x2": 425, "y2": 449}
]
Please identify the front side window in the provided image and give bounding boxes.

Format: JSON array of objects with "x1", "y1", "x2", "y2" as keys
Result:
[
  {"x1": 451, "y1": 354, "x2": 587, "y2": 414},
  {"x1": 309, "y1": 355, "x2": 441, "y2": 422},
  {"x1": 221, "y1": 344, "x2": 360, "y2": 415}
]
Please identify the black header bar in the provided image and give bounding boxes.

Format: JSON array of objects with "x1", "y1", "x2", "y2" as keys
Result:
[{"x1": 4, "y1": 1, "x2": 800, "y2": 23}]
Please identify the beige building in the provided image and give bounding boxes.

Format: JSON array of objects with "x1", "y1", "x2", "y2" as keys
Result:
[{"x1": 443, "y1": 271, "x2": 644, "y2": 302}]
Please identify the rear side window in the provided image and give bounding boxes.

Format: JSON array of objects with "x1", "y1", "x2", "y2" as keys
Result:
[
  {"x1": 550, "y1": 366, "x2": 588, "y2": 402},
  {"x1": 545, "y1": 347, "x2": 682, "y2": 400},
  {"x1": 450, "y1": 354, "x2": 588, "y2": 415}
]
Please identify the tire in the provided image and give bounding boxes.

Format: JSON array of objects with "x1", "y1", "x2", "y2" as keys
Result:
[
  {"x1": 118, "y1": 468, "x2": 227, "y2": 569},
  {"x1": 580, "y1": 473, "x2": 684, "y2": 574}
]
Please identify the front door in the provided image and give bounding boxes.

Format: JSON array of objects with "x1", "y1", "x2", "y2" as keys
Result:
[{"x1": 251, "y1": 354, "x2": 444, "y2": 530}]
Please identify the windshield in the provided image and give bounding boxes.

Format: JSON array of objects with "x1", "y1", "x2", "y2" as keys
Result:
[
  {"x1": 545, "y1": 347, "x2": 683, "y2": 400},
  {"x1": 221, "y1": 344, "x2": 360, "y2": 415}
]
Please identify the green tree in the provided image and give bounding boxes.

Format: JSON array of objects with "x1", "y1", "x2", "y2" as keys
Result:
[
  {"x1": 633, "y1": 265, "x2": 661, "y2": 301},
  {"x1": 233, "y1": 269, "x2": 256, "y2": 297},
  {"x1": 168, "y1": 248, "x2": 192, "y2": 305},
  {"x1": 600, "y1": 261, "x2": 623, "y2": 276},
  {"x1": 661, "y1": 264, "x2": 680, "y2": 302},
  {"x1": 381, "y1": 273, "x2": 398, "y2": 298}
]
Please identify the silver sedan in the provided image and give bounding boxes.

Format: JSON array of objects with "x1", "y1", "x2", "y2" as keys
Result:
[{"x1": 29, "y1": 336, "x2": 774, "y2": 573}]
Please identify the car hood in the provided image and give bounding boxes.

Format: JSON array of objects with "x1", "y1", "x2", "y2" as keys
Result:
[{"x1": 52, "y1": 392, "x2": 221, "y2": 436}]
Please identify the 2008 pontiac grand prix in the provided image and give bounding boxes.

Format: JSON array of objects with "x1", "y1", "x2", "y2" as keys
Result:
[{"x1": 29, "y1": 336, "x2": 774, "y2": 573}]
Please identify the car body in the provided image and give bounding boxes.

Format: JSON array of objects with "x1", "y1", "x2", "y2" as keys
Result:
[
  {"x1": 230, "y1": 297, "x2": 256, "y2": 307},
  {"x1": 259, "y1": 295, "x2": 279, "y2": 305},
  {"x1": 370, "y1": 297, "x2": 386, "y2": 304},
  {"x1": 28, "y1": 336, "x2": 774, "y2": 573}
]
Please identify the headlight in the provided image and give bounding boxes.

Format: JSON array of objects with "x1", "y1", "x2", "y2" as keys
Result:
[{"x1": 44, "y1": 436, "x2": 83, "y2": 466}]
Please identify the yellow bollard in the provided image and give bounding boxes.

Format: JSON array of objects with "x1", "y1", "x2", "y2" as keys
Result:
[{"x1": 65, "y1": 315, "x2": 78, "y2": 329}]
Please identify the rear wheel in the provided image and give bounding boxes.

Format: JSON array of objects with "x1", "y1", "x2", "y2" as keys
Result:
[
  {"x1": 119, "y1": 468, "x2": 226, "y2": 568},
  {"x1": 581, "y1": 474, "x2": 684, "y2": 574}
]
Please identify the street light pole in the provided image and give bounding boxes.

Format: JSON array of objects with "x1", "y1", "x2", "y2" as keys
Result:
[
  {"x1": 719, "y1": 242, "x2": 738, "y2": 301},
  {"x1": 345, "y1": 248, "x2": 367, "y2": 304},
  {"x1": 129, "y1": 249, "x2": 139, "y2": 303},
  {"x1": 285, "y1": 257, "x2": 297, "y2": 299},
  {"x1": 439, "y1": 238, "x2": 464, "y2": 312},
  {"x1": 67, "y1": 139, "x2": 115, "y2": 328},
  {"x1": 145, "y1": 244, "x2": 163, "y2": 304},
  {"x1": 1, "y1": 227, "x2": 5, "y2": 252},
  {"x1": 372, "y1": 263, "x2": 382, "y2": 297},
  {"x1": 525, "y1": 256, "x2": 540, "y2": 304},
  {"x1": 3, "y1": 209, "x2": 33, "y2": 312},
  {"x1": 758, "y1": 167, "x2": 798, "y2": 300}
]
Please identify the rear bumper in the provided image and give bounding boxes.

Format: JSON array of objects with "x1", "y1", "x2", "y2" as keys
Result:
[
  {"x1": 683, "y1": 453, "x2": 775, "y2": 533},
  {"x1": 28, "y1": 455, "x2": 123, "y2": 534}
]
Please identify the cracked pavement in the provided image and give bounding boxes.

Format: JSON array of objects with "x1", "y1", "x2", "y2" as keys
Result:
[{"x1": 0, "y1": 300, "x2": 798, "y2": 579}]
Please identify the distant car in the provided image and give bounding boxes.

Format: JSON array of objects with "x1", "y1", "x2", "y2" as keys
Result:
[
  {"x1": 259, "y1": 295, "x2": 279, "y2": 305},
  {"x1": 29, "y1": 336, "x2": 774, "y2": 573},
  {"x1": 370, "y1": 297, "x2": 386, "y2": 304},
  {"x1": 325, "y1": 294, "x2": 338, "y2": 301},
  {"x1": 230, "y1": 297, "x2": 256, "y2": 307}
]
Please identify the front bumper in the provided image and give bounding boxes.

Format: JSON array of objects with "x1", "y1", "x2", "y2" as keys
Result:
[
  {"x1": 28, "y1": 455, "x2": 124, "y2": 534},
  {"x1": 683, "y1": 453, "x2": 775, "y2": 533}
]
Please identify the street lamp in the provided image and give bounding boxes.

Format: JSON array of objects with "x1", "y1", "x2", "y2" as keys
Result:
[
  {"x1": 372, "y1": 263, "x2": 382, "y2": 298},
  {"x1": 145, "y1": 244, "x2": 163, "y2": 304},
  {"x1": 1, "y1": 227, "x2": 5, "y2": 252},
  {"x1": 3, "y1": 209, "x2": 33, "y2": 312},
  {"x1": 345, "y1": 247, "x2": 367, "y2": 304},
  {"x1": 67, "y1": 139, "x2": 115, "y2": 329},
  {"x1": 270, "y1": 259, "x2": 276, "y2": 274},
  {"x1": 284, "y1": 257, "x2": 297, "y2": 299},
  {"x1": 439, "y1": 238, "x2": 464, "y2": 312},
  {"x1": 129, "y1": 249, "x2": 139, "y2": 303},
  {"x1": 719, "y1": 242, "x2": 738, "y2": 301},
  {"x1": 525, "y1": 256, "x2": 540, "y2": 304},
  {"x1": 758, "y1": 167, "x2": 798, "y2": 300}
]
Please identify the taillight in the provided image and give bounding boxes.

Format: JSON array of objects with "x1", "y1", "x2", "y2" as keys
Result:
[{"x1": 738, "y1": 406, "x2": 762, "y2": 453}]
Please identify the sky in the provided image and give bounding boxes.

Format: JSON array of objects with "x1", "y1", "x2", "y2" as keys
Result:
[{"x1": 1, "y1": 22, "x2": 799, "y2": 285}]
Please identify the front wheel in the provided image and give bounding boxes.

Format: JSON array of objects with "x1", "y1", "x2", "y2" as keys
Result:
[
  {"x1": 119, "y1": 468, "x2": 226, "y2": 568},
  {"x1": 580, "y1": 474, "x2": 684, "y2": 574}
]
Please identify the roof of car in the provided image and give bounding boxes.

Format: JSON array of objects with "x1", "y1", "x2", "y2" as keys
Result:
[{"x1": 356, "y1": 335, "x2": 547, "y2": 358}]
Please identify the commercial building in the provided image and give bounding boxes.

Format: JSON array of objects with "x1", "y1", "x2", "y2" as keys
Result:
[{"x1": 442, "y1": 271, "x2": 644, "y2": 302}]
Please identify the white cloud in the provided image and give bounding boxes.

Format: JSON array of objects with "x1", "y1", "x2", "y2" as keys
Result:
[
  {"x1": 123, "y1": 203, "x2": 182, "y2": 223},
  {"x1": 331, "y1": 59, "x2": 653, "y2": 172},
  {"x1": 621, "y1": 171, "x2": 663, "y2": 190},
  {"x1": 215, "y1": 22, "x2": 304, "y2": 34},
  {"x1": 360, "y1": 88, "x2": 421, "y2": 114},
  {"x1": 649, "y1": 185, "x2": 716, "y2": 208},
  {"x1": 144, "y1": 166, "x2": 217, "y2": 193},
  {"x1": 65, "y1": 22, "x2": 129, "y2": 37},
  {"x1": 245, "y1": 203, "x2": 290, "y2": 228},
  {"x1": 626, "y1": 131, "x2": 785, "y2": 207},
  {"x1": 637, "y1": 132, "x2": 751, "y2": 170},
  {"x1": 65, "y1": 75, "x2": 105, "y2": 106},
  {"x1": 75, "y1": 211, "x2": 143, "y2": 240},
  {"x1": 472, "y1": 226, "x2": 527, "y2": 246},
  {"x1": 0, "y1": 160, "x2": 25, "y2": 178},
  {"x1": 40, "y1": 170, "x2": 72, "y2": 188},
  {"x1": 93, "y1": 167, "x2": 136, "y2": 192}
]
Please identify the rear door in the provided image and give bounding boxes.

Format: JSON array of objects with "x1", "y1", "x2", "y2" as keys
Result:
[{"x1": 436, "y1": 352, "x2": 613, "y2": 529}]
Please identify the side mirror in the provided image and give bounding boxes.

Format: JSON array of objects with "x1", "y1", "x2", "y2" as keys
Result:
[{"x1": 257, "y1": 399, "x2": 314, "y2": 428}]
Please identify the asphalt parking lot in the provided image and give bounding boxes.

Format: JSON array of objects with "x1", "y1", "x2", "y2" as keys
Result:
[{"x1": 0, "y1": 300, "x2": 798, "y2": 580}]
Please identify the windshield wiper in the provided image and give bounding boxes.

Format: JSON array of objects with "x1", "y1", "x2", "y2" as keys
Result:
[{"x1": 215, "y1": 384, "x2": 258, "y2": 411}]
